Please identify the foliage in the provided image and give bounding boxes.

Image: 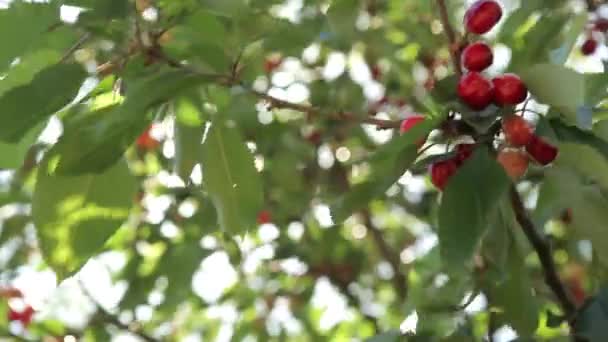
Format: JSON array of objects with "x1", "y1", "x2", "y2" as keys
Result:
[{"x1": 0, "y1": 0, "x2": 607, "y2": 341}]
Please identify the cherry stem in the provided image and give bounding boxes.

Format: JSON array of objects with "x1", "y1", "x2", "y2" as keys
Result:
[{"x1": 436, "y1": 0, "x2": 463, "y2": 77}]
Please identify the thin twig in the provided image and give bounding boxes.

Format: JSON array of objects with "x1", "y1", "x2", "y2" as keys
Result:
[
  {"x1": 363, "y1": 210, "x2": 408, "y2": 301},
  {"x1": 60, "y1": 32, "x2": 92, "y2": 63},
  {"x1": 436, "y1": 0, "x2": 463, "y2": 76},
  {"x1": 509, "y1": 186, "x2": 577, "y2": 319}
]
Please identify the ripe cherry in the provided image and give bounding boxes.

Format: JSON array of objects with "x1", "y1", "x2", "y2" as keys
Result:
[
  {"x1": 257, "y1": 210, "x2": 272, "y2": 225},
  {"x1": 136, "y1": 125, "x2": 160, "y2": 150},
  {"x1": 461, "y1": 42, "x2": 493, "y2": 72},
  {"x1": 526, "y1": 135, "x2": 558, "y2": 165},
  {"x1": 430, "y1": 159, "x2": 459, "y2": 191},
  {"x1": 464, "y1": 0, "x2": 503, "y2": 35},
  {"x1": 497, "y1": 149, "x2": 529, "y2": 180},
  {"x1": 492, "y1": 74, "x2": 527, "y2": 106},
  {"x1": 370, "y1": 64, "x2": 382, "y2": 80},
  {"x1": 400, "y1": 115, "x2": 427, "y2": 147},
  {"x1": 264, "y1": 56, "x2": 282, "y2": 74},
  {"x1": 595, "y1": 19, "x2": 608, "y2": 33},
  {"x1": 581, "y1": 38, "x2": 598, "y2": 56},
  {"x1": 455, "y1": 143, "x2": 475, "y2": 165},
  {"x1": 8, "y1": 305, "x2": 34, "y2": 327},
  {"x1": 502, "y1": 115, "x2": 533, "y2": 147},
  {"x1": 457, "y1": 72, "x2": 494, "y2": 110}
]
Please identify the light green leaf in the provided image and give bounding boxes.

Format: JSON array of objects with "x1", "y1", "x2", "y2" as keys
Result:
[
  {"x1": 0, "y1": 122, "x2": 45, "y2": 169},
  {"x1": 556, "y1": 143, "x2": 608, "y2": 191},
  {"x1": 0, "y1": 50, "x2": 62, "y2": 96},
  {"x1": 201, "y1": 120, "x2": 263, "y2": 234},
  {"x1": 439, "y1": 147, "x2": 511, "y2": 270},
  {"x1": 0, "y1": 63, "x2": 87, "y2": 143},
  {"x1": 53, "y1": 70, "x2": 212, "y2": 174},
  {"x1": 174, "y1": 97, "x2": 205, "y2": 181},
  {"x1": 520, "y1": 64, "x2": 584, "y2": 122},
  {"x1": 33, "y1": 156, "x2": 136, "y2": 279}
]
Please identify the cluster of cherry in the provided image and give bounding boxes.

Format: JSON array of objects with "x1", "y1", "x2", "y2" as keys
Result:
[
  {"x1": 581, "y1": 12, "x2": 608, "y2": 56},
  {"x1": 400, "y1": 0, "x2": 559, "y2": 191}
]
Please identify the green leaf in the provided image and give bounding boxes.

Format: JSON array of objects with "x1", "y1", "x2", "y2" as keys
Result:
[
  {"x1": 53, "y1": 70, "x2": 212, "y2": 174},
  {"x1": 174, "y1": 111, "x2": 204, "y2": 181},
  {"x1": 549, "y1": 119, "x2": 608, "y2": 160},
  {"x1": 536, "y1": 167, "x2": 608, "y2": 265},
  {"x1": 0, "y1": 63, "x2": 87, "y2": 143},
  {"x1": 0, "y1": 1, "x2": 60, "y2": 70},
  {"x1": 574, "y1": 288, "x2": 608, "y2": 341},
  {"x1": 365, "y1": 331, "x2": 401, "y2": 342},
  {"x1": 0, "y1": 121, "x2": 45, "y2": 169},
  {"x1": 549, "y1": 13, "x2": 587, "y2": 65},
  {"x1": 486, "y1": 226, "x2": 540, "y2": 335},
  {"x1": 157, "y1": 242, "x2": 211, "y2": 309},
  {"x1": 0, "y1": 50, "x2": 62, "y2": 96},
  {"x1": 327, "y1": 0, "x2": 359, "y2": 40},
  {"x1": 331, "y1": 117, "x2": 439, "y2": 222},
  {"x1": 520, "y1": 64, "x2": 584, "y2": 122},
  {"x1": 201, "y1": 119, "x2": 263, "y2": 234},
  {"x1": 32, "y1": 156, "x2": 136, "y2": 279},
  {"x1": 439, "y1": 147, "x2": 511, "y2": 270},
  {"x1": 556, "y1": 143, "x2": 608, "y2": 192},
  {"x1": 198, "y1": 0, "x2": 248, "y2": 17}
]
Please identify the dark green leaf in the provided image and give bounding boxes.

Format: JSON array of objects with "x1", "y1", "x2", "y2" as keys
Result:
[
  {"x1": 574, "y1": 288, "x2": 608, "y2": 341},
  {"x1": 0, "y1": 2, "x2": 59, "y2": 70},
  {"x1": 0, "y1": 63, "x2": 86, "y2": 143},
  {"x1": 365, "y1": 331, "x2": 401, "y2": 342},
  {"x1": 439, "y1": 147, "x2": 511, "y2": 270}
]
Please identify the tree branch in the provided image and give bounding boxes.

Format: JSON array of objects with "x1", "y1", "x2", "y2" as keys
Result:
[
  {"x1": 436, "y1": 0, "x2": 463, "y2": 76},
  {"x1": 363, "y1": 210, "x2": 408, "y2": 301},
  {"x1": 509, "y1": 186, "x2": 577, "y2": 319}
]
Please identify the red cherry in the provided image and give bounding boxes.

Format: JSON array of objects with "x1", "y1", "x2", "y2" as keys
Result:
[
  {"x1": 464, "y1": 0, "x2": 503, "y2": 35},
  {"x1": 497, "y1": 149, "x2": 529, "y2": 179},
  {"x1": 8, "y1": 305, "x2": 34, "y2": 326},
  {"x1": 502, "y1": 115, "x2": 533, "y2": 147},
  {"x1": 257, "y1": 210, "x2": 272, "y2": 225},
  {"x1": 455, "y1": 143, "x2": 475, "y2": 164},
  {"x1": 264, "y1": 56, "x2": 282, "y2": 73},
  {"x1": 370, "y1": 64, "x2": 382, "y2": 80},
  {"x1": 492, "y1": 74, "x2": 528, "y2": 106},
  {"x1": 526, "y1": 135, "x2": 558, "y2": 165},
  {"x1": 400, "y1": 115, "x2": 427, "y2": 147},
  {"x1": 595, "y1": 18, "x2": 608, "y2": 32},
  {"x1": 430, "y1": 159, "x2": 459, "y2": 191},
  {"x1": 457, "y1": 72, "x2": 494, "y2": 110},
  {"x1": 136, "y1": 125, "x2": 160, "y2": 150},
  {"x1": 581, "y1": 38, "x2": 598, "y2": 56},
  {"x1": 461, "y1": 42, "x2": 493, "y2": 72}
]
